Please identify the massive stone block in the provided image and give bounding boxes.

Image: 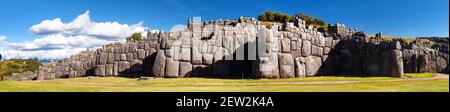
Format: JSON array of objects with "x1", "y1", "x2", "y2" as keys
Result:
[
  {"x1": 302, "y1": 40, "x2": 312, "y2": 57},
  {"x1": 180, "y1": 48, "x2": 191, "y2": 62},
  {"x1": 279, "y1": 54, "x2": 295, "y2": 78},
  {"x1": 311, "y1": 45, "x2": 323, "y2": 56},
  {"x1": 153, "y1": 51, "x2": 166, "y2": 77},
  {"x1": 258, "y1": 53, "x2": 280, "y2": 79},
  {"x1": 192, "y1": 46, "x2": 203, "y2": 64},
  {"x1": 95, "y1": 65, "x2": 106, "y2": 77},
  {"x1": 107, "y1": 53, "x2": 115, "y2": 64},
  {"x1": 105, "y1": 64, "x2": 114, "y2": 76},
  {"x1": 137, "y1": 49, "x2": 146, "y2": 60},
  {"x1": 165, "y1": 58, "x2": 179, "y2": 78},
  {"x1": 179, "y1": 62, "x2": 193, "y2": 78},
  {"x1": 120, "y1": 54, "x2": 127, "y2": 61},
  {"x1": 305, "y1": 56, "x2": 321, "y2": 77},
  {"x1": 127, "y1": 53, "x2": 134, "y2": 62},
  {"x1": 381, "y1": 49, "x2": 404, "y2": 77},
  {"x1": 113, "y1": 61, "x2": 119, "y2": 76},
  {"x1": 99, "y1": 52, "x2": 108, "y2": 65},
  {"x1": 295, "y1": 57, "x2": 306, "y2": 78},
  {"x1": 281, "y1": 38, "x2": 291, "y2": 53},
  {"x1": 119, "y1": 61, "x2": 130, "y2": 72}
]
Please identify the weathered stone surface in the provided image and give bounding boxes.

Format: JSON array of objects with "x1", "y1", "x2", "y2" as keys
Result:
[
  {"x1": 202, "y1": 54, "x2": 214, "y2": 65},
  {"x1": 437, "y1": 56, "x2": 448, "y2": 73},
  {"x1": 165, "y1": 58, "x2": 179, "y2": 78},
  {"x1": 127, "y1": 53, "x2": 134, "y2": 62},
  {"x1": 179, "y1": 62, "x2": 192, "y2": 78},
  {"x1": 107, "y1": 53, "x2": 115, "y2": 64},
  {"x1": 295, "y1": 57, "x2": 306, "y2": 77},
  {"x1": 153, "y1": 51, "x2": 166, "y2": 77},
  {"x1": 115, "y1": 54, "x2": 121, "y2": 61},
  {"x1": 99, "y1": 52, "x2": 108, "y2": 65},
  {"x1": 113, "y1": 61, "x2": 119, "y2": 76},
  {"x1": 281, "y1": 38, "x2": 291, "y2": 53},
  {"x1": 120, "y1": 54, "x2": 127, "y2": 61},
  {"x1": 381, "y1": 50, "x2": 404, "y2": 77},
  {"x1": 192, "y1": 46, "x2": 202, "y2": 64},
  {"x1": 95, "y1": 65, "x2": 106, "y2": 77},
  {"x1": 291, "y1": 50, "x2": 301, "y2": 57},
  {"x1": 311, "y1": 45, "x2": 323, "y2": 56},
  {"x1": 137, "y1": 49, "x2": 146, "y2": 60},
  {"x1": 279, "y1": 54, "x2": 295, "y2": 78},
  {"x1": 105, "y1": 64, "x2": 114, "y2": 76},
  {"x1": 302, "y1": 40, "x2": 312, "y2": 57},
  {"x1": 305, "y1": 56, "x2": 321, "y2": 77},
  {"x1": 180, "y1": 48, "x2": 191, "y2": 62},
  {"x1": 119, "y1": 61, "x2": 130, "y2": 72},
  {"x1": 258, "y1": 53, "x2": 280, "y2": 79}
]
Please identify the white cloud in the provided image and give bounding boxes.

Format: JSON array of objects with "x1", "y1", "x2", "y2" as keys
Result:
[
  {"x1": 29, "y1": 11, "x2": 148, "y2": 40},
  {"x1": 30, "y1": 18, "x2": 65, "y2": 35},
  {"x1": 0, "y1": 48, "x2": 88, "y2": 60},
  {"x1": 0, "y1": 35, "x2": 6, "y2": 41},
  {"x1": 1, "y1": 11, "x2": 153, "y2": 60},
  {"x1": 0, "y1": 34, "x2": 115, "y2": 60}
]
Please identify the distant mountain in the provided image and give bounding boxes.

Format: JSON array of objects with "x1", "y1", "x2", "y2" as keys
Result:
[{"x1": 38, "y1": 59, "x2": 61, "y2": 64}]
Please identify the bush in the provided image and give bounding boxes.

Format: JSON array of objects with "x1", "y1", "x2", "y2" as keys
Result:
[
  {"x1": 258, "y1": 11, "x2": 328, "y2": 30},
  {"x1": 258, "y1": 11, "x2": 294, "y2": 23},
  {"x1": 0, "y1": 59, "x2": 42, "y2": 80},
  {"x1": 126, "y1": 32, "x2": 143, "y2": 42},
  {"x1": 294, "y1": 13, "x2": 327, "y2": 29}
]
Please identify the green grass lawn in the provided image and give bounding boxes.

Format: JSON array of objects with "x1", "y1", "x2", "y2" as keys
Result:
[
  {"x1": 404, "y1": 73, "x2": 436, "y2": 78},
  {"x1": 0, "y1": 74, "x2": 448, "y2": 92}
]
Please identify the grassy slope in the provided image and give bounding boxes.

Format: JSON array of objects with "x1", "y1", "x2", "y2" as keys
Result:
[
  {"x1": 0, "y1": 59, "x2": 42, "y2": 80},
  {"x1": 0, "y1": 73, "x2": 447, "y2": 92}
]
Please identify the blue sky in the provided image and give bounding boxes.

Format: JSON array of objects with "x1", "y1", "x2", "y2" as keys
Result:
[{"x1": 0, "y1": 0, "x2": 448, "y2": 59}]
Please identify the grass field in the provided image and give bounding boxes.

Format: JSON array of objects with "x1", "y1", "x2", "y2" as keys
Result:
[{"x1": 0, "y1": 73, "x2": 448, "y2": 92}]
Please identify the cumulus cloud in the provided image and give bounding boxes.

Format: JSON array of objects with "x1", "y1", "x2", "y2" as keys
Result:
[
  {"x1": 29, "y1": 11, "x2": 148, "y2": 40},
  {"x1": 0, "y1": 34, "x2": 115, "y2": 60},
  {"x1": 6, "y1": 34, "x2": 113, "y2": 51},
  {"x1": 1, "y1": 10, "x2": 153, "y2": 60},
  {"x1": 0, "y1": 48, "x2": 89, "y2": 60}
]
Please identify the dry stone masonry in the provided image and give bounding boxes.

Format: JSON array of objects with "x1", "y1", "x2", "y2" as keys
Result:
[{"x1": 11, "y1": 17, "x2": 449, "y2": 81}]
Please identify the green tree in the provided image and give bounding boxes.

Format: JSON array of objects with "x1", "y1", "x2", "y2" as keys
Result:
[
  {"x1": 258, "y1": 11, "x2": 293, "y2": 23},
  {"x1": 258, "y1": 11, "x2": 328, "y2": 31},
  {"x1": 126, "y1": 32, "x2": 143, "y2": 41},
  {"x1": 294, "y1": 13, "x2": 327, "y2": 29}
]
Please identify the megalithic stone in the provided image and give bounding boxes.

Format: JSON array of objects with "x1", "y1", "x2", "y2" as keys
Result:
[
  {"x1": 95, "y1": 65, "x2": 106, "y2": 77},
  {"x1": 153, "y1": 50, "x2": 166, "y2": 77},
  {"x1": 165, "y1": 58, "x2": 179, "y2": 78},
  {"x1": 179, "y1": 62, "x2": 192, "y2": 78}
]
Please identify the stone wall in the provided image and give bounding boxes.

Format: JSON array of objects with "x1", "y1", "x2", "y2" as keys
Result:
[
  {"x1": 401, "y1": 38, "x2": 449, "y2": 74},
  {"x1": 12, "y1": 17, "x2": 447, "y2": 81}
]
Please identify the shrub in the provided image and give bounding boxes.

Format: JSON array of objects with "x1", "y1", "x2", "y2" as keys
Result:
[
  {"x1": 258, "y1": 11, "x2": 328, "y2": 30},
  {"x1": 126, "y1": 32, "x2": 143, "y2": 42}
]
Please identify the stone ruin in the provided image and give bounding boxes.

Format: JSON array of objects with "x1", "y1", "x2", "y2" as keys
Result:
[{"x1": 10, "y1": 17, "x2": 449, "y2": 81}]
